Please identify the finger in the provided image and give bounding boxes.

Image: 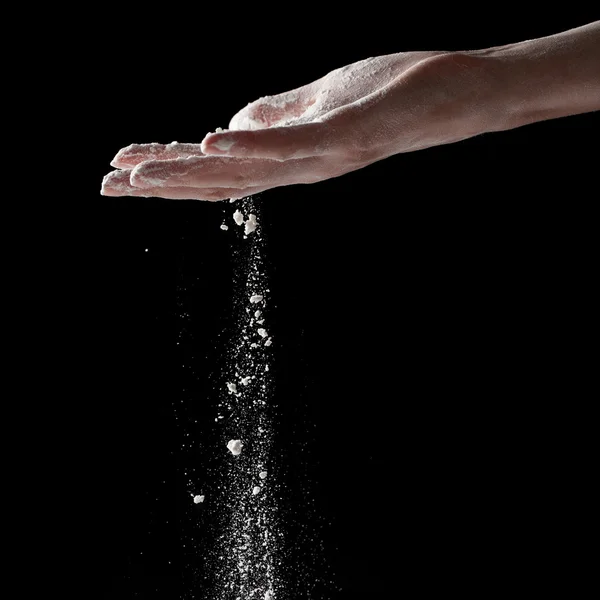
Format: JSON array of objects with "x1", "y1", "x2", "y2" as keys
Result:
[
  {"x1": 129, "y1": 155, "x2": 324, "y2": 190},
  {"x1": 229, "y1": 83, "x2": 316, "y2": 130},
  {"x1": 110, "y1": 142, "x2": 205, "y2": 169},
  {"x1": 101, "y1": 169, "x2": 269, "y2": 201},
  {"x1": 200, "y1": 122, "x2": 335, "y2": 161}
]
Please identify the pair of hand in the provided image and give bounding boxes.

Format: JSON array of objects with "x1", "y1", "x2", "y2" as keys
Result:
[{"x1": 101, "y1": 50, "x2": 499, "y2": 201}]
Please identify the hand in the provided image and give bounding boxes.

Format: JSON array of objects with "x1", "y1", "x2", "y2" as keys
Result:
[{"x1": 101, "y1": 50, "x2": 499, "y2": 201}]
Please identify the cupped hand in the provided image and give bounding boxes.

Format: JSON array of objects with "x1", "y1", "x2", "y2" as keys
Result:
[{"x1": 101, "y1": 50, "x2": 495, "y2": 200}]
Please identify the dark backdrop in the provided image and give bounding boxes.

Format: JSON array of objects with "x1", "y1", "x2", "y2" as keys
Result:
[{"x1": 61, "y1": 8, "x2": 598, "y2": 599}]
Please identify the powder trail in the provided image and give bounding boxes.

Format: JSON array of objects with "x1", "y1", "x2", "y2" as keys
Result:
[{"x1": 210, "y1": 196, "x2": 282, "y2": 600}]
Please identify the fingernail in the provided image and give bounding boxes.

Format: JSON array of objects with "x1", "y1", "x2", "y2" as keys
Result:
[
  {"x1": 101, "y1": 170, "x2": 133, "y2": 196},
  {"x1": 110, "y1": 144, "x2": 137, "y2": 168},
  {"x1": 130, "y1": 162, "x2": 168, "y2": 188},
  {"x1": 202, "y1": 133, "x2": 236, "y2": 154}
]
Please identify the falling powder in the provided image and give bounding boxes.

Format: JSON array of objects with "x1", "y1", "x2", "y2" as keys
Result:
[
  {"x1": 220, "y1": 224, "x2": 229, "y2": 231},
  {"x1": 183, "y1": 194, "x2": 332, "y2": 600},
  {"x1": 193, "y1": 495, "x2": 205, "y2": 504},
  {"x1": 227, "y1": 439, "x2": 243, "y2": 455}
]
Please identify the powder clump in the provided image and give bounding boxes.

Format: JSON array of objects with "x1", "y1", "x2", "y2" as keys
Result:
[
  {"x1": 227, "y1": 439, "x2": 243, "y2": 456},
  {"x1": 244, "y1": 214, "x2": 258, "y2": 235},
  {"x1": 233, "y1": 210, "x2": 244, "y2": 226}
]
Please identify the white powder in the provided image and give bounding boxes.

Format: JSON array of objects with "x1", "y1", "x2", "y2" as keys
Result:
[
  {"x1": 215, "y1": 127, "x2": 224, "y2": 132},
  {"x1": 203, "y1": 197, "x2": 285, "y2": 599},
  {"x1": 193, "y1": 494, "x2": 205, "y2": 504},
  {"x1": 244, "y1": 214, "x2": 258, "y2": 235},
  {"x1": 220, "y1": 224, "x2": 229, "y2": 231},
  {"x1": 265, "y1": 339, "x2": 272, "y2": 347},
  {"x1": 233, "y1": 210, "x2": 244, "y2": 226},
  {"x1": 227, "y1": 439, "x2": 243, "y2": 455}
]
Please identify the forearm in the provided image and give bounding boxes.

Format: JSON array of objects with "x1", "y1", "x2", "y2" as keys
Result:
[{"x1": 468, "y1": 21, "x2": 600, "y2": 132}]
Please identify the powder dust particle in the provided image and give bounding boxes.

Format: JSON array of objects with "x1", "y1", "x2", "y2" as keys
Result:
[
  {"x1": 227, "y1": 439, "x2": 243, "y2": 455},
  {"x1": 240, "y1": 376, "x2": 251, "y2": 386},
  {"x1": 193, "y1": 495, "x2": 205, "y2": 504},
  {"x1": 259, "y1": 471, "x2": 268, "y2": 479},
  {"x1": 233, "y1": 210, "x2": 244, "y2": 226},
  {"x1": 265, "y1": 591, "x2": 273, "y2": 600},
  {"x1": 250, "y1": 294, "x2": 263, "y2": 304},
  {"x1": 252, "y1": 486, "x2": 261, "y2": 495},
  {"x1": 227, "y1": 382, "x2": 238, "y2": 394},
  {"x1": 265, "y1": 339, "x2": 272, "y2": 347},
  {"x1": 257, "y1": 328, "x2": 268, "y2": 338},
  {"x1": 220, "y1": 224, "x2": 229, "y2": 231},
  {"x1": 254, "y1": 310, "x2": 261, "y2": 318}
]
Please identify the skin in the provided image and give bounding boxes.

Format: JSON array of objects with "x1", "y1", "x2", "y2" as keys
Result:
[{"x1": 101, "y1": 22, "x2": 599, "y2": 201}]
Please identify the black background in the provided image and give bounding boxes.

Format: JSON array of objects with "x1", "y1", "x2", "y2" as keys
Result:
[{"x1": 56, "y1": 8, "x2": 598, "y2": 599}]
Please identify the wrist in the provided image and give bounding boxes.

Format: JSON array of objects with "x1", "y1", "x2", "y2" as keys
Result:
[{"x1": 467, "y1": 22, "x2": 600, "y2": 132}]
